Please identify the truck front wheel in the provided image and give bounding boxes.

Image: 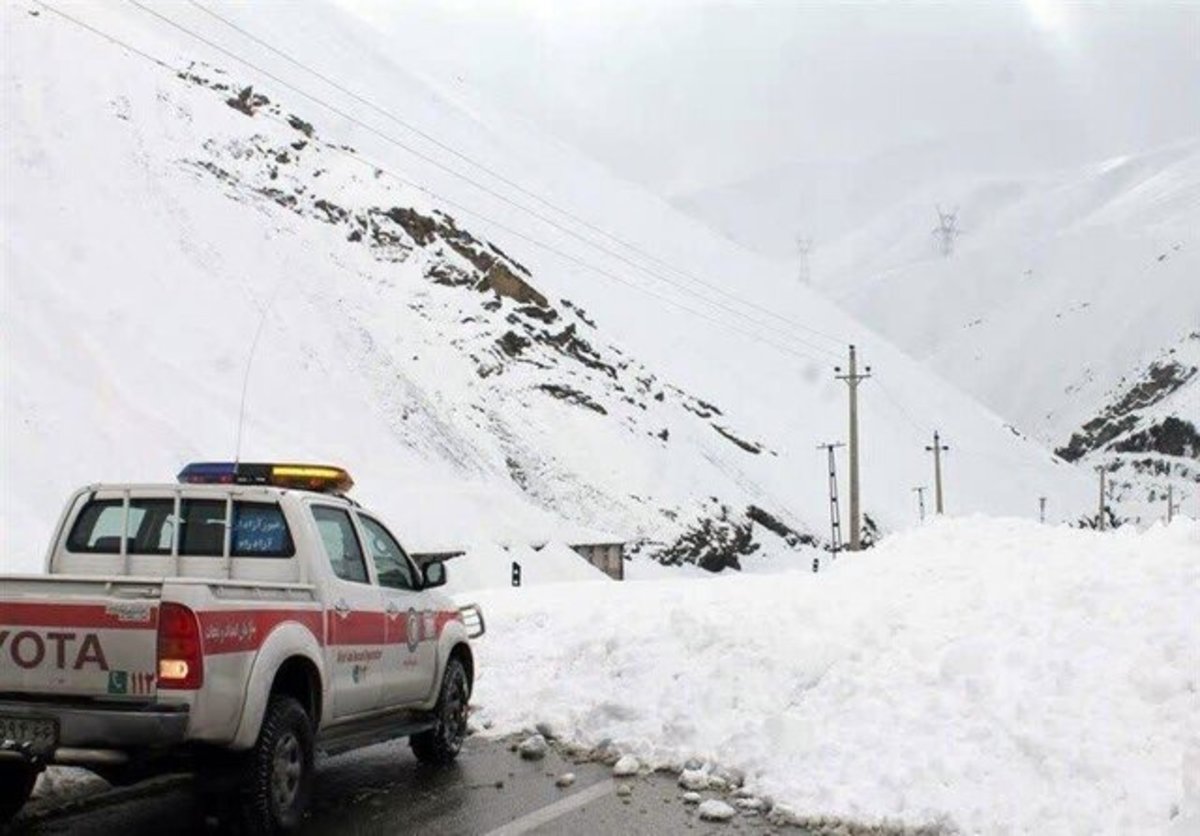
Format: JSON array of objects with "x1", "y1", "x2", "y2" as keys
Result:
[
  {"x1": 238, "y1": 695, "x2": 315, "y2": 834},
  {"x1": 0, "y1": 762, "x2": 38, "y2": 823},
  {"x1": 411, "y1": 657, "x2": 470, "y2": 765}
]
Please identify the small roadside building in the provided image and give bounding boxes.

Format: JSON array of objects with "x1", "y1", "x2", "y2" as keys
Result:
[{"x1": 568, "y1": 542, "x2": 625, "y2": 581}]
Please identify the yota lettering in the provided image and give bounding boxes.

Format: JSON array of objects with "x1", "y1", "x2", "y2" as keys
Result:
[{"x1": 0, "y1": 630, "x2": 110, "y2": 671}]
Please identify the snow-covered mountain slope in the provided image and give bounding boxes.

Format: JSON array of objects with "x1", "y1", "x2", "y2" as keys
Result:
[
  {"x1": 677, "y1": 136, "x2": 1200, "y2": 522},
  {"x1": 1058, "y1": 331, "x2": 1199, "y2": 524},
  {"x1": 670, "y1": 134, "x2": 1061, "y2": 261},
  {"x1": 1, "y1": 2, "x2": 1091, "y2": 572},
  {"x1": 814, "y1": 140, "x2": 1200, "y2": 442},
  {"x1": 807, "y1": 141, "x2": 1200, "y2": 523},
  {"x1": 683, "y1": 139, "x2": 1199, "y2": 441}
]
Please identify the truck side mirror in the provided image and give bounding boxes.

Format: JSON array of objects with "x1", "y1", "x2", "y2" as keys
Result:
[{"x1": 423, "y1": 561, "x2": 447, "y2": 589}]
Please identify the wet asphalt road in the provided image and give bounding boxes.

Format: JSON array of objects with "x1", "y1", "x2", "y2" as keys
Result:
[{"x1": 9, "y1": 737, "x2": 800, "y2": 836}]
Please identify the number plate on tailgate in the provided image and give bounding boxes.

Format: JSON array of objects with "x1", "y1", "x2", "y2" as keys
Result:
[{"x1": 0, "y1": 715, "x2": 58, "y2": 754}]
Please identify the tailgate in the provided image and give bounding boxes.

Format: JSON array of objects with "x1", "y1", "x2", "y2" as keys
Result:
[{"x1": 0, "y1": 576, "x2": 162, "y2": 700}]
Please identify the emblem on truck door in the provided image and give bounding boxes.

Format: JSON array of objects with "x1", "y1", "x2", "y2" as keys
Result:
[{"x1": 406, "y1": 608, "x2": 420, "y2": 653}]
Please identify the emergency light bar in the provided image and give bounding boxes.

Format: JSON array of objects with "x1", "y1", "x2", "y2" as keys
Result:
[{"x1": 177, "y1": 462, "x2": 354, "y2": 494}]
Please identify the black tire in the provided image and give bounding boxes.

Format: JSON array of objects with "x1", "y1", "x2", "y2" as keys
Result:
[
  {"x1": 410, "y1": 657, "x2": 470, "y2": 765},
  {"x1": 0, "y1": 761, "x2": 38, "y2": 824},
  {"x1": 236, "y1": 695, "x2": 315, "y2": 835}
]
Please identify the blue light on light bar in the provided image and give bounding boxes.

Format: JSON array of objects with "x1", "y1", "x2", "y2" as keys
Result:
[{"x1": 178, "y1": 462, "x2": 239, "y2": 484}]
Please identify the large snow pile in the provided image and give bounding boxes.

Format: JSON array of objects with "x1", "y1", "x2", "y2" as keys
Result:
[{"x1": 468, "y1": 517, "x2": 1200, "y2": 834}]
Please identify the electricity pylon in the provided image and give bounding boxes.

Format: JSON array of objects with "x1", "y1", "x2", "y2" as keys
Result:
[
  {"x1": 797, "y1": 235, "x2": 812, "y2": 284},
  {"x1": 816, "y1": 442, "x2": 846, "y2": 571},
  {"x1": 932, "y1": 205, "x2": 959, "y2": 257}
]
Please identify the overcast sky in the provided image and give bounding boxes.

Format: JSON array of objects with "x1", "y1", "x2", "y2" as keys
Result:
[{"x1": 337, "y1": 0, "x2": 1200, "y2": 196}]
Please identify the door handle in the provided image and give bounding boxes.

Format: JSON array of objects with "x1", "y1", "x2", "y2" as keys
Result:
[{"x1": 333, "y1": 599, "x2": 351, "y2": 618}]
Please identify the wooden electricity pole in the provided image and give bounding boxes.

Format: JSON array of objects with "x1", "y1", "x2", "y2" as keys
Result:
[
  {"x1": 1167, "y1": 484, "x2": 1175, "y2": 524},
  {"x1": 1039, "y1": 496, "x2": 1047, "y2": 524},
  {"x1": 835, "y1": 346, "x2": 870, "y2": 549},
  {"x1": 926, "y1": 431, "x2": 949, "y2": 514},
  {"x1": 1096, "y1": 466, "x2": 1107, "y2": 531}
]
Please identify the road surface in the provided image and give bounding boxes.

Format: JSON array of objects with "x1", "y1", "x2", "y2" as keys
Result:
[{"x1": 10, "y1": 737, "x2": 799, "y2": 835}]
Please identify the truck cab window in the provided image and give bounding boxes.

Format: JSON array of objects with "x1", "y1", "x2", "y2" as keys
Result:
[
  {"x1": 67, "y1": 498, "x2": 172, "y2": 554},
  {"x1": 312, "y1": 506, "x2": 369, "y2": 584},
  {"x1": 232, "y1": 502, "x2": 295, "y2": 557},
  {"x1": 358, "y1": 514, "x2": 416, "y2": 590},
  {"x1": 178, "y1": 500, "x2": 227, "y2": 556}
]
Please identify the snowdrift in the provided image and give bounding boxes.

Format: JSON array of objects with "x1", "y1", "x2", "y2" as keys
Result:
[{"x1": 468, "y1": 517, "x2": 1200, "y2": 834}]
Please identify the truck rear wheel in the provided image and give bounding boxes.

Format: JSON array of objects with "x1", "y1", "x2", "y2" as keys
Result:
[
  {"x1": 411, "y1": 657, "x2": 470, "y2": 765},
  {"x1": 238, "y1": 695, "x2": 315, "y2": 834},
  {"x1": 0, "y1": 762, "x2": 38, "y2": 823}
]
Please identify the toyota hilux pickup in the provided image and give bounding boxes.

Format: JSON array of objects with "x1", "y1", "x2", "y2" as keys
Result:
[{"x1": 0, "y1": 462, "x2": 484, "y2": 833}]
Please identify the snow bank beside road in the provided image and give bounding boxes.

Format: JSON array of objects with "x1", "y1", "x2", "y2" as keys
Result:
[
  {"x1": 469, "y1": 517, "x2": 1200, "y2": 834},
  {"x1": 444, "y1": 541, "x2": 610, "y2": 594}
]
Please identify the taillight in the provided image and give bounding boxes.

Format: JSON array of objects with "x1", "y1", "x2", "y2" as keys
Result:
[{"x1": 157, "y1": 602, "x2": 204, "y2": 690}]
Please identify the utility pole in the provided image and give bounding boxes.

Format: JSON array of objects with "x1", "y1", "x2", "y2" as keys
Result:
[
  {"x1": 1039, "y1": 496, "x2": 1047, "y2": 524},
  {"x1": 925, "y1": 431, "x2": 949, "y2": 514},
  {"x1": 1167, "y1": 484, "x2": 1174, "y2": 524},
  {"x1": 816, "y1": 442, "x2": 846, "y2": 572},
  {"x1": 835, "y1": 346, "x2": 871, "y2": 550},
  {"x1": 796, "y1": 235, "x2": 812, "y2": 284},
  {"x1": 1096, "y1": 466, "x2": 1107, "y2": 531},
  {"x1": 912, "y1": 486, "x2": 927, "y2": 522}
]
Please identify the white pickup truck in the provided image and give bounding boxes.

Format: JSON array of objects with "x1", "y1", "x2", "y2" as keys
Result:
[{"x1": 0, "y1": 462, "x2": 484, "y2": 833}]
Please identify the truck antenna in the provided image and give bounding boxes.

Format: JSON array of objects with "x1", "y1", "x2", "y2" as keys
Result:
[{"x1": 234, "y1": 277, "x2": 286, "y2": 464}]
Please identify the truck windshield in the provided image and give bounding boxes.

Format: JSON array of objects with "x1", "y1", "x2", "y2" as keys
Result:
[{"x1": 66, "y1": 498, "x2": 295, "y2": 557}]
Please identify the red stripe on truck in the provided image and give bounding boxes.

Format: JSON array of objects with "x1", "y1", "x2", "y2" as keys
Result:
[
  {"x1": 197, "y1": 609, "x2": 324, "y2": 655},
  {"x1": 434, "y1": 610, "x2": 459, "y2": 635},
  {"x1": 326, "y1": 610, "x2": 386, "y2": 646},
  {"x1": 0, "y1": 602, "x2": 157, "y2": 630}
]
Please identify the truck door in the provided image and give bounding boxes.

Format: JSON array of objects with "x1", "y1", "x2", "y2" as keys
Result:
[
  {"x1": 310, "y1": 505, "x2": 386, "y2": 717},
  {"x1": 355, "y1": 514, "x2": 437, "y2": 707}
]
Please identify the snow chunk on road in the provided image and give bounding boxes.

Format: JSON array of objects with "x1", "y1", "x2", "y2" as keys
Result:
[
  {"x1": 471, "y1": 517, "x2": 1200, "y2": 834},
  {"x1": 517, "y1": 734, "x2": 548, "y2": 760},
  {"x1": 612, "y1": 754, "x2": 640, "y2": 777},
  {"x1": 698, "y1": 799, "x2": 736, "y2": 822}
]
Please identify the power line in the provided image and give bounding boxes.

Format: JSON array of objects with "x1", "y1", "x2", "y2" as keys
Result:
[
  {"x1": 875, "y1": 376, "x2": 1064, "y2": 472},
  {"x1": 873, "y1": 376, "x2": 928, "y2": 439},
  {"x1": 127, "y1": 0, "x2": 846, "y2": 360},
  {"x1": 185, "y1": 0, "x2": 849, "y2": 352},
  {"x1": 35, "y1": 0, "x2": 837, "y2": 369}
]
